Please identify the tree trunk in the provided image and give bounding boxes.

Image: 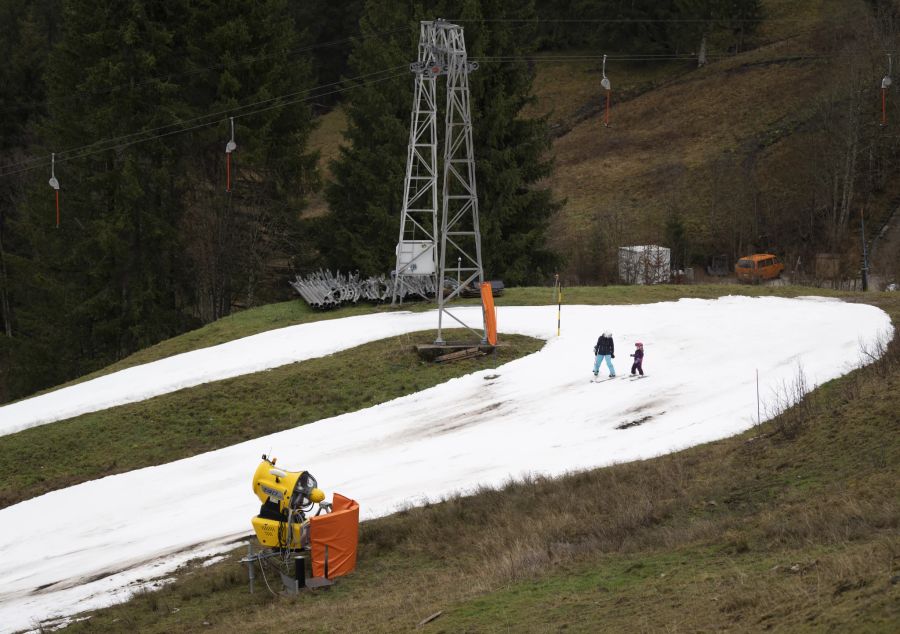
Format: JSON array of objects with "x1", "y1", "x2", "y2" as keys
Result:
[{"x1": 0, "y1": 224, "x2": 12, "y2": 337}]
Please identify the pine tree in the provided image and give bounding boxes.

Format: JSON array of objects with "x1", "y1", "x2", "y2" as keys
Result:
[
  {"x1": 180, "y1": 0, "x2": 318, "y2": 319},
  {"x1": 39, "y1": 1, "x2": 194, "y2": 364},
  {"x1": 323, "y1": 0, "x2": 561, "y2": 283},
  {"x1": 455, "y1": 0, "x2": 562, "y2": 283},
  {"x1": 320, "y1": 0, "x2": 425, "y2": 275},
  {"x1": 293, "y1": 0, "x2": 365, "y2": 108},
  {"x1": 0, "y1": 0, "x2": 62, "y2": 398},
  {"x1": 7, "y1": 0, "x2": 318, "y2": 395}
]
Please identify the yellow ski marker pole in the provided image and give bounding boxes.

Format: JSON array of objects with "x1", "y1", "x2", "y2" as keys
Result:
[{"x1": 555, "y1": 273, "x2": 562, "y2": 337}]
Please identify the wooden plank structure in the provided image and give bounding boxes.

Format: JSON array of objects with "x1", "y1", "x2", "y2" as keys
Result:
[
  {"x1": 435, "y1": 347, "x2": 484, "y2": 363},
  {"x1": 416, "y1": 342, "x2": 498, "y2": 362}
]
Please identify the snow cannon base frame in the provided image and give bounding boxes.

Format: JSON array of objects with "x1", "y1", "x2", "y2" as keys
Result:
[{"x1": 241, "y1": 455, "x2": 359, "y2": 594}]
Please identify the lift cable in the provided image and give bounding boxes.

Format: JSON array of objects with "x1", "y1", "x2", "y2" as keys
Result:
[
  {"x1": 0, "y1": 25, "x2": 413, "y2": 118},
  {"x1": 1, "y1": 40, "x2": 888, "y2": 180},
  {"x1": 0, "y1": 65, "x2": 408, "y2": 179}
]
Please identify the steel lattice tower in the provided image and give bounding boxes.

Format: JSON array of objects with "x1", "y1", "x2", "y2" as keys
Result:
[
  {"x1": 392, "y1": 19, "x2": 485, "y2": 344},
  {"x1": 391, "y1": 21, "x2": 439, "y2": 306}
]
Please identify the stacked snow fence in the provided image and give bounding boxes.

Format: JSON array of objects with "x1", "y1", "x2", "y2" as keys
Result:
[{"x1": 290, "y1": 270, "x2": 439, "y2": 309}]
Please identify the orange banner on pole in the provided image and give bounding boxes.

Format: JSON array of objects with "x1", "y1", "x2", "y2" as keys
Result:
[
  {"x1": 310, "y1": 493, "x2": 359, "y2": 579},
  {"x1": 481, "y1": 282, "x2": 497, "y2": 345}
]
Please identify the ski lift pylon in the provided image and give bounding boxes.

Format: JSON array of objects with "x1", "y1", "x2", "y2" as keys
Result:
[
  {"x1": 601, "y1": 54, "x2": 612, "y2": 128},
  {"x1": 48, "y1": 152, "x2": 60, "y2": 228},
  {"x1": 225, "y1": 117, "x2": 237, "y2": 192},
  {"x1": 881, "y1": 53, "x2": 892, "y2": 127}
]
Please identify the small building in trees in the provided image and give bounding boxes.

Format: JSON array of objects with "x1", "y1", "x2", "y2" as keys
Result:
[{"x1": 618, "y1": 245, "x2": 671, "y2": 285}]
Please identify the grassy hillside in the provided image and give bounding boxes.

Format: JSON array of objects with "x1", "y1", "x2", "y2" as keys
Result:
[
  {"x1": 25, "y1": 282, "x2": 849, "y2": 395},
  {"x1": 530, "y1": 0, "x2": 894, "y2": 283},
  {"x1": 300, "y1": 1, "x2": 888, "y2": 286},
  {"x1": 58, "y1": 288, "x2": 899, "y2": 633},
  {"x1": 296, "y1": 0, "x2": 889, "y2": 287},
  {"x1": 305, "y1": 106, "x2": 347, "y2": 219},
  {"x1": 0, "y1": 330, "x2": 542, "y2": 509},
  {"x1": 4, "y1": 268, "x2": 872, "y2": 512},
  {"x1": 4, "y1": 284, "x2": 857, "y2": 511},
  {"x1": 11, "y1": 1, "x2": 899, "y2": 628}
]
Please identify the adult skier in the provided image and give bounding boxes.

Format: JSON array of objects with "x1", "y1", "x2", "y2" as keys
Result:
[{"x1": 593, "y1": 331, "x2": 616, "y2": 379}]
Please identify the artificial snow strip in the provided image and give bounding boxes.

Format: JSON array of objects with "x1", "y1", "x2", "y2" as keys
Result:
[{"x1": 0, "y1": 297, "x2": 891, "y2": 633}]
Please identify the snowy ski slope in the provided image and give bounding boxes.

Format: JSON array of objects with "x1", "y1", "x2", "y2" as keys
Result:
[{"x1": 0, "y1": 297, "x2": 892, "y2": 632}]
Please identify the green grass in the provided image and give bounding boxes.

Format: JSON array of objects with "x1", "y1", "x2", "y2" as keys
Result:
[
  {"x1": 34, "y1": 283, "x2": 851, "y2": 391},
  {"x1": 14, "y1": 0, "x2": 900, "y2": 628},
  {"x1": 305, "y1": 106, "x2": 348, "y2": 218},
  {"x1": 3, "y1": 282, "x2": 870, "y2": 510},
  {"x1": 437, "y1": 542, "x2": 899, "y2": 632},
  {"x1": 51, "y1": 288, "x2": 900, "y2": 634},
  {"x1": 24, "y1": 300, "x2": 389, "y2": 396},
  {"x1": 522, "y1": 50, "x2": 684, "y2": 135},
  {"x1": 539, "y1": 0, "x2": 867, "y2": 280},
  {"x1": 0, "y1": 330, "x2": 542, "y2": 509},
  {"x1": 8, "y1": 282, "x2": 850, "y2": 414}
]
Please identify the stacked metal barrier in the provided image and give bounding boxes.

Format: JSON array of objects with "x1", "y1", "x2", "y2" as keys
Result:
[{"x1": 290, "y1": 270, "x2": 438, "y2": 310}]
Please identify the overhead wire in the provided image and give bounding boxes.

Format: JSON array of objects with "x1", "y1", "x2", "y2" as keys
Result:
[
  {"x1": 474, "y1": 53, "x2": 830, "y2": 62},
  {"x1": 0, "y1": 44, "x2": 856, "y2": 180},
  {"x1": 450, "y1": 17, "x2": 809, "y2": 23},
  {"x1": 0, "y1": 16, "x2": 886, "y2": 179},
  {"x1": 0, "y1": 65, "x2": 409, "y2": 179},
  {"x1": 77, "y1": 26, "x2": 412, "y2": 99},
  {"x1": 1, "y1": 63, "x2": 407, "y2": 173},
  {"x1": 0, "y1": 25, "x2": 413, "y2": 117}
]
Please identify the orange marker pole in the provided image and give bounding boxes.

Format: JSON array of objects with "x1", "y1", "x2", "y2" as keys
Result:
[
  {"x1": 480, "y1": 282, "x2": 497, "y2": 345},
  {"x1": 604, "y1": 91, "x2": 611, "y2": 127}
]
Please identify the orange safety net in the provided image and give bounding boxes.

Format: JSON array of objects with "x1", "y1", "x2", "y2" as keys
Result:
[
  {"x1": 480, "y1": 282, "x2": 497, "y2": 345},
  {"x1": 310, "y1": 492, "x2": 359, "y2": 579}
]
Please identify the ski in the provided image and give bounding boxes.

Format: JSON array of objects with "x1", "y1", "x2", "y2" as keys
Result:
[
  {"x1": 628, "y1": 375, "x2": 648, "y2": 380},
  {"x1": 590, "y1": 376, "x2": 618, "y2": 383}
]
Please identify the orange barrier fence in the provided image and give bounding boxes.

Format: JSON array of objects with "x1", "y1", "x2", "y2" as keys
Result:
[
  {"x1": 309, "y1": 493, "x2": 359, "y2": 579},
  {"x1": 481, "y1": 282, "x2": 497, "y2": 345}
]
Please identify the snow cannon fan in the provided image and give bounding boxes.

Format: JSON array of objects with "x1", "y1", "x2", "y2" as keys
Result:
[
  {"x1": 244, "y1": 455, "x2": 360, "y2": 593},
  {"x1": 251, "y1": 454, "x2": 326, "y2": 549}
]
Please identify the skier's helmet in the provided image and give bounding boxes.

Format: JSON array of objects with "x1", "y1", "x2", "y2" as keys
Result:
[
  {"x1": 635, "y1": 342, "x2": 643, "y2": 347},
  {"x1": 603, "y1": 331, "x2": 612, "y2": 337}
]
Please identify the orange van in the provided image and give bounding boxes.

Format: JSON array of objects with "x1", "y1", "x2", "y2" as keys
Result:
[{"x1": 735, "y1": 253, "x2": 784, "y2": 283}]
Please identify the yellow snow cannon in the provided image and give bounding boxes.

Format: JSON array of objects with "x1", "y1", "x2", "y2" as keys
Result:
[
  {"x1": 244, "y1": 454, "x2": 360, "y2": 592},
  {"x1": 251, "y1": 455, "x2": 326, "y2": 549}
]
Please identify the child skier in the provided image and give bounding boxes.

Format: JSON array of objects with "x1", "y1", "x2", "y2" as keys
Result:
[
  {"x1": 593, "y1": 331, "x2": 616, "y2": 379},
  {"x1": 629, "y1": 342, "x2": 644, "y2": 376}
]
